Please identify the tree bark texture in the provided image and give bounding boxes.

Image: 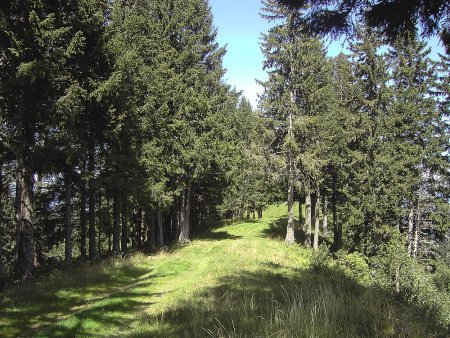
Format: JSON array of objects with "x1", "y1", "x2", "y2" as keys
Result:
[
  {"x1": 88, "y1": 144, "x2": 96, "y2": 261},
  {"x1": 407, "y1": 207, "x2": 414, "y2": 257},
  {"x1": 138, "y1": 208, "x2": 144, "y2": 248},
  {"x1": 79, "y1": 185, "x2": 87, "y2": 258},
  {"x1": 157, "y1": 208, "x2": 164, "y2": 247},
  {"x1": 332, "y1": 181, "x2": 341, "y2": 250},
  {"x1": 304, "y1": 192, "x2": 312, "y2": 247},
  {"x1": 178, "y1": 189, "x2": 190, "y2": 243},
  {"x1": 285, "y1": 109, "x2": 295, "y2": 245},
  {"x1": 186, "y1": 187, "x2": 191, "y2": 230},
  {"x1": 97, "y1": 194, "x2": 102, "y2": 256},
  {"x1": 299, "y1": 195, "x2": 305, "y2": 231},
  {"x1": 15, "y1": 153, "x2": 35, "y2": 280},
  {"x1": 413, "y1": 200, "x2": 421, "y2": 258},
  {"x1": 313, "y1": 192, "x2": 321, "y2": 251},
  {"x1": 121, "y1": 195, "x2": 128, "y2": 253},
  {"x1": 64, "y1": 171, "x2": 73, "y2": 265},
  {"x1": 113, "y1": 196, "x2": 120, "y2": 257},
  {"x1": 150, "y1": 210, "x2": 157, "y2": 250},
  {"x1": 0, "y1": 163, "x2": 4, "y2": 285}
]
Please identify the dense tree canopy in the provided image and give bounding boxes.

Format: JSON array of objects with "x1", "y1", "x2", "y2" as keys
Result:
[{"x1": 276, "y1": 0, "x2": 450, "y2": 53}]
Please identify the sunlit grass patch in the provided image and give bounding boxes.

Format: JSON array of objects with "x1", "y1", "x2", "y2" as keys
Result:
[{"x1": 0, "y1": 204, "x2": 444, "y2": 337}]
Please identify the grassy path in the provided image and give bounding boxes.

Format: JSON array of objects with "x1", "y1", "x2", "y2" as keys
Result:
[
  {"x1": 0, "y1": 204, "x2": 300, "y2": 337},
  {"x1": 0, "y1": 204, "x2": 436, "y2": 337}
]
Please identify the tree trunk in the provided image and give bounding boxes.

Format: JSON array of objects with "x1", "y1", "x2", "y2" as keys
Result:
[
  {"x1": 323, "y1": 195, "x2": 328, "y2": 236},
  {"x1": 178, "y1": 189, "x2": 190, "y2": 243},
  {"x1": 97, "y1": 194, "x2": 102, "y2": 256},
  {"x1": 299, "y1": 194, "x2": 304, "y2": 231},
  {"x1": 121, "y1": 195, "x2": 128, "y2": 253},
  {"x1": 332, "y1": 181, "x2": 341, "y2": 250},
  {"x1": 186, "y1": 187, "x2": 191, "y2": 230},
  {"x1": 138, "y1": 208, "x2": 144, "y2": 248},
  {"x1": 64, "y1": 170, "x2": 73, "y2": 265},
  {"x1": 150, "y1": 210, "x2": 156, "y2": 250},
  {"x1": 88, "y1": 144, "x2": 96, "y2": 261},
  {"x1": 79, "y1": 185, "x2": 87, "y2": 258},
  {"x1": 285, "y1": 109, "x2": 295, "y2": 245},
  {"x1": 0, "y1": 162, "x2": 4, "y2": 286},
  {"x1": 304, "y1": 192, "x2": 312, "y2": 247},
  {"x1": 15, "y1": 152, "x2": 35, "y2": 280},
  {"x1": 157, "y1": 208, "x2": 164, "y2": 248},
  {"x1": 407, "y1": 207, "x2": 414, "y2": 257},
  {"x1": 113, "y1": 195, "x2": 120, "y2": 258},
  {"x1": 413, "y1": 201, "x2": 421, "y2": 258},
  {"x1": 313, "y1": 192, "x2": 321, "y2": 251}
]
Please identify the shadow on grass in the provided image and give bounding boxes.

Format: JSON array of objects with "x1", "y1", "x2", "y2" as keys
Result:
[
  {"x1": 35, "y1": 285, "x2": 163, "y2": 337},
  {"x1": 133, "y1": 264, "x2": 444, "y2": 338},
  {"x1": 262, "y1": 217, "x2": 334, "y2": 248},
  {"x1": 195, "y1": 230, "x2": 243, "y2": 242},
  {"x1": 0, "y1": 261, "x2": 159, "y2": 338},
  {"x1": 262, "y1": 217, "x2": 305, "y2": 244}
]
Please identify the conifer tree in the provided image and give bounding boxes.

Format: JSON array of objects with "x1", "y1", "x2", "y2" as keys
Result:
[
  {"x1": 341, "y1": 27, "x2": 392, "y2": 255},
  {"x1": 260, "y1": 0, "x2": 333, "y2": 246},
  {"x1": 0, "y1": 0, "x2": 92, "y2": 279}
]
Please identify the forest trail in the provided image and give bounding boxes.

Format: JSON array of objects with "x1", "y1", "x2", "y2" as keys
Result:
[
  {"x1": 1, "y1": 204, "x2": 307, "y2": 337},
  {"x1": 0, "y1": 203, "x2": 438, "y2": 337}
]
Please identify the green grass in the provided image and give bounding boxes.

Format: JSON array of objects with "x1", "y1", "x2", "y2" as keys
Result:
[{"x1": 0, "y1": 204, "x2": 443, "y2": 337}]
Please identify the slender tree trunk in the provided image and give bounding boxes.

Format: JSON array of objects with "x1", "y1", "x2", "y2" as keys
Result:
[
  {"x1": 178, "y1": 189, "x2": 190, "y2": 243},
  {"x1": 97, "y1": 194, "x2": 102, "y2": 256},
  {"x1": 313, "y1": 192, "x2": 321, "y2": 251},
  {"x1": 299, "y1": 194, "x2": 304, "y2": 231},
  {"x1": 113, "y1": 195, "x2": 120, "y2": 258},
  {"x1": 150, "y1": 210, "x2": 156, "y2": 250},
  {"x1": 413, "y1": 201, "x2": 421, "y2": 258},
  {"x1": 0, "y1": 162, "x2": 4, "y2": 286},
  {"x1": 138, "y1": 208, "x2": 144, "y2": 248},
  {"x1": 121, "y1": 195, "x2": 128, "y2": 253},
  {"x1": 173, "y1": 198, "x2": 179, "y2": 241},
  {"x1": 64, "y1": 170, "x2": 73, "y2": 265},
  {"x1": 332, "y1": 180, "x2": 341, "y2": 250},
  {"x1": 285, "y1": 109, "x2": 295, "y2": 245},
  {"x1": 79, "y1": 185, "x2": 87, "y2": 258},
  {"x1": 304, "y1": 192, "x2": 312, "y2": 247},
  {"x1": 88, "y1": 143, "x2": 96, "y2": 261},
  {"x1": 407, "y1": 207, "x2": 414, "y2": 257},
  {"x1": 186, "y1": 187, "x2": 191, "y2": 230},
  {"x1": 157, "y1": 208, "x2": 164, "y2": 248},
  {"x1": 15, "y1": 151, "x2": 35, "y2": 280},
  {"x1": 323, "y1": 195, "x2": 328, "y2": 236}
]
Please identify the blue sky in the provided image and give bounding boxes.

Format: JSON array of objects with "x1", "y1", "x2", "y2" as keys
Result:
[
  {"x1": 209, "y1": 0, "x2": 445, "y2": 108},
  {"x1": 209, "y1": 0, "x2": 270, "y2": 108}
]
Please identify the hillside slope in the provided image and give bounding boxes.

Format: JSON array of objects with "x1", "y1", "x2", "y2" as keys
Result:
[{"x1": 0, "y1": 204, "x2": 439, "y2": 337}]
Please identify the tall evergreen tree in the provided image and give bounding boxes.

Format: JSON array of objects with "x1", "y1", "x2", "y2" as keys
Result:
[{"x1": 260, "y1": 0, "x2": 333, "y2": 246}]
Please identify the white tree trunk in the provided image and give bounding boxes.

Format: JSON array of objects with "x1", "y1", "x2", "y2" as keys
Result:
[
  {"x1": 313, "y1": 192, "x2": 320, "y2": 251},
  {"x1": 304, "y1": 192, "x2": 312, "y2": 247}
]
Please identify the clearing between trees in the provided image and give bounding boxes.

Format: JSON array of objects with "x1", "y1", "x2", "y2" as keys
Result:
[{"x1": 0, "y1": 204, "x2": 445, "y2": 337}]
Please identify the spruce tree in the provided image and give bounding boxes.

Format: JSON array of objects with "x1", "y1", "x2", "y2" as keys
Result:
[{"x1": 260, "y1": 0, "x2": 333, "y2": 246}]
